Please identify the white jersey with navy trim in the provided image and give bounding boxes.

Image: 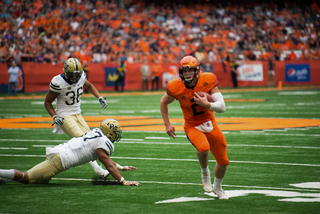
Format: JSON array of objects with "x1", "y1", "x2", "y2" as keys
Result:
[
  {"x1": 46, "y1": 128, "x2": 114, "y2": 170},
  {"x1": 49, "y1": 72, "x2": 87, "y2": 117}
]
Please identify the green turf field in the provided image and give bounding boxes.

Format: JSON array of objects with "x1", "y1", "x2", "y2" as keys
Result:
[{"x1": 0, "y1": 87, "x2": 320, "y2": 214}]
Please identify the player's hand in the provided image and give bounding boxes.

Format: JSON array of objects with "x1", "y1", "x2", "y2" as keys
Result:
[
  {"x1": 121, "y1": 166, "x2": 137, "y2": 171},
  {"x1": 194, "y1": 92, "x2": 210, "y2": 108},
  {"x1": 123, "y1": 181, "x2": 140, "y2": 186},
  {"x1": 94, "y1": 167, "x2": 110, "y2": 178},
  {"x1": 166, "y1": 124, "x2": 176, "y2": 139},
  {"x1": 52, "y1": 115, "x2": 64, "y2": 125},
  {"x1": 99, "y1": 97, "x2": 108, "y2": 109}
]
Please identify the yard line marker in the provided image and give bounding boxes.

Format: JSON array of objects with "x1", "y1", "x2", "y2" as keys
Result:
[
  {"x1": 0, "y1": 147, "x2": 28, "y2": 150},
  {"x1": 1, "y1": 138, "x2": 320, "y2": 149},
  {"x1": 238, "y1": 132, "x2": 320, "y2": 137},
  {"x1": 50, "y1": 178, "x2": 320, "y2": 192},
  {"x1": 1, "y1": 154, "x2": 319, "y2": 167}
]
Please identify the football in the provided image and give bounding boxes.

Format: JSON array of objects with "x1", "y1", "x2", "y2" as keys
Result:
[{"x1": 195, "y1": 91, "x2": 214, "y2": 102}]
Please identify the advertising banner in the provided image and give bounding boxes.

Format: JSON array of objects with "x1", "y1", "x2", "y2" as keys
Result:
[
  {"x1": 237, "y1": 63, "x2": 263, "y2": 81},
  {"x1": 104, "y1": 66, "x2": 119, "y2": 87},
  {"x1": 285, "y1": 64, "x2": 310, "y2": 82}
]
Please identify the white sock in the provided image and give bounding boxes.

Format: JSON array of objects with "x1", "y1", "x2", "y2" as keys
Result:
[
  {"x1": 0, "y1": 169, "x2": 15, "y2": 180},
  {"x1": 213, "y1": 177, "x2": 223, "y2": 190},
  {"x1": 201, "y1": 166, "x2": 210, "y2": 174},
  {"x1": 89, "y1": 161, "x2": 100, "y2": 170}
]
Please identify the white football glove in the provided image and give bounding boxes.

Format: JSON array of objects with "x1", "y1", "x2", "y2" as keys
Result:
[
  {"x1": 53, "y1": 115, "x2": 64, "y2": 125},
  {"x1": 94, "y1": 166, "x2": 110, "y2": 178},
  {"x1": 98, "y1": 97, "x2": 108, "y2": 109}
]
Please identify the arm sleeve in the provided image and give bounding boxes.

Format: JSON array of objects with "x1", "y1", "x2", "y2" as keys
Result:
[{"x1": 209, "y1": 92, "x2": 226, "y2": 113}]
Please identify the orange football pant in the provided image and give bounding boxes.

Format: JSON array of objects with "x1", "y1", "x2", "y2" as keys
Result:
[{"x1": 185, "y1": 119, "x2": 229, "y2": 166}]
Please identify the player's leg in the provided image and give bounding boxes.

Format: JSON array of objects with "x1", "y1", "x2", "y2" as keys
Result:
[
  {"x1": 59, "y1": 115, "x2": 86, "y2": 138},
  {"x1": 27, "y1": 154, "x2": 64, "y2": 184},
  {"x1": 186, "y1": 127, "x2": 212, "y2": 192},
  {"x1": 0, "y1": 154, "x2": 64, "y2": 184},
  {"x1": 206, "y1": 120, "x2": 229, "y2": 199},
  {"x1": 75, "y1": 114, "x2": 90, "y2": 134}
]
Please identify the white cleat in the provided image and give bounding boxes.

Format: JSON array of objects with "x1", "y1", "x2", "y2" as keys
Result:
[
  {"x1": 213, "y1": 187, "x2": 229, "y2": 200},
  {"x1": 201, "y1": 172, "x2": 213, "y2": 193}
]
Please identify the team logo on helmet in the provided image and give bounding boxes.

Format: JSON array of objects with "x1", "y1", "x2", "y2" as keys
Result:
[
  {"x1": 63, "y1": 58, "x2": 83, "y2": 83},
  {"x1": 99, "y1": 118, "x2": 123, "y2": 143}
]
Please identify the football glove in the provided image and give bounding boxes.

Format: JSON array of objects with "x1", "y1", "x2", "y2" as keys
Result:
[
  {"x1": 99, "y1": 97, "x2": 108, "y2": 109},
  {"x1": 53, "y1": 115, "x2": 64, "y2": 125},
  {"x1": 94, "y1": 166, "x2": 110, "y2": 178}
]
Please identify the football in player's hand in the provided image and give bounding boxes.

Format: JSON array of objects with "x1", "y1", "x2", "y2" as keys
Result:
[{"x1": 195, "y1": 91, "x2": 214, "y2": 102}]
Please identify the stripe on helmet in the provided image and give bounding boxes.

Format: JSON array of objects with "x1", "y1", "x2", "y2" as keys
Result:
[{"x1": 73, "y1": 58, "x2": 78, "y2": 71}]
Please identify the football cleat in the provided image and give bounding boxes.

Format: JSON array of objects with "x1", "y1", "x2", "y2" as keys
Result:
[
  {"x1": 201, "y1": 171, "x2": 213, "y2": 193},
  {"x1": 63, "y1": 58, "x2": 83, "y2": 83},
  {"x1": 100, "y1": 118, "x2": 123, "y2": 142},
  {"x1": 213, "y1": 187, "x2": 229, "y2": 200}
]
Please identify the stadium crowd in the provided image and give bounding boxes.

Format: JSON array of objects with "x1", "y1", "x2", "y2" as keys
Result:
[{"x1": 0, "y1": 0, "x2": 320, "y2": 64}]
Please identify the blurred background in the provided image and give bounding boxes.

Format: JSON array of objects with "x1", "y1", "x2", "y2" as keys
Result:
[{"x1": 1, "y1": 0, "x2": 320, "y2": 93}]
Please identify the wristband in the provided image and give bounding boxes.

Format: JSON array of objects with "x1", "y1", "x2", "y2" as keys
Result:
[
  {"x1": 120, "y1": 177, "x2": 127, "y2": 185},
  {"x1": 116, "y1": 163, "x2": 123, "y2": 170}
]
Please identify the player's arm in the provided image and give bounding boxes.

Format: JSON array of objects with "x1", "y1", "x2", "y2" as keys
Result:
[
  {"x1": 209, "y1": 86, "x2": 226, "y2": 113},
  {"x1": 84, "y1": 80, "x2": 107, "y2": 108},
  {"x1": 194, "y1": 86, "x2": 225, "y2": 113},
  {"x1": 96, "y1": 148, "x2": 140, "y2": 186},
  {"x1": 110, "y1": 159, "x2": 137, "y2": 171},
  {"x1": 44, "y1": 90, "x2": 64, "y2": 125},
  {"x1": 44, "y1": 90, "x2": 60, "y2": 117},
  {"x1": 160, "y1": 93, "x2": 176, "y2": 138},
  {"x1": 44, "y1": 89, "x2": 63, "y2": 125}
]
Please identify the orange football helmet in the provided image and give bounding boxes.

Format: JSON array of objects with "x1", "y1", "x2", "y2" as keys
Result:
[{"x1": 178, "y1": 56, "x2": 201, "y2": 82}]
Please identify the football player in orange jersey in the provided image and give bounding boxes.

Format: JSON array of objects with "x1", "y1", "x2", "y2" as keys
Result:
[{"x1": 160, "y1": 56, "x2": 229, "y2": 199}]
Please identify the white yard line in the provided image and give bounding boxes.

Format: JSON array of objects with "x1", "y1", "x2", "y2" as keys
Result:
[
  {"x1": 50, "y1": 177, "x2": 320, "y2": 192},
  {"x1": 0, "y1": 154, "x2": 319, "y2": 167},
  {"x1": 0, "y1": 138, "x2": 319, "y2": 149}
]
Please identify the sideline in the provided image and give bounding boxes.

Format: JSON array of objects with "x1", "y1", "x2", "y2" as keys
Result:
[{"x1": 1, "y1": 85, "x2": 320, "y2": 100}]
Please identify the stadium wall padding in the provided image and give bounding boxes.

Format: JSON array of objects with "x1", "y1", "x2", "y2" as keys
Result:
[{"x1": 0, "y1": 61, "x2": 319, "y2": 93}]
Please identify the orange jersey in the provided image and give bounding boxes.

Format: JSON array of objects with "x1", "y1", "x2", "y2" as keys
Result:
[{"x1": 166, "y1": 73, "x2": 218, "y2": 127}]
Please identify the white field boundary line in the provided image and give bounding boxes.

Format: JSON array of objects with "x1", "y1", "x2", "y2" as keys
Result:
[
  {"x1": 0, "y1": 139, "x2": 320, "y2": 150},
  {"x1": 31, "y1": 143, "x2": 320, "y2": 150},
  {"x1": 50, "y1": 178, "x2": 320, "y2": 193},
  {"x1": 0, "y1": 154, "x2": 319, "y2": 167}
]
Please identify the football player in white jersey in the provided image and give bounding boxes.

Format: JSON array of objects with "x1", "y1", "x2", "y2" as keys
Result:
[
  {"x1": 0, "y1": 119, "x2": 140, "y2": 186},
  {"x1": 44, "y1": 58, "x2": 109, "y2": 178}
]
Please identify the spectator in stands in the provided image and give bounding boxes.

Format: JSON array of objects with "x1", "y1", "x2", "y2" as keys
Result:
[
  {"x1": 140, "y1": 59, "x2": 151, "y2": 91},
  {"x1": 7, "y1": 61, "x2": 20, "y2": 96},
  {"x1": 1, "y1": 0, "x2": 320, "y2": 67},
  {"x1": 288, "y1": 50, "x2": 297, "y2": 61},
  {"x1": 151, "y1": 59, "x2": 163, "y2": 91},
  {"x1": 201, "y1": 57, "x2": 214, "y2": 73}
]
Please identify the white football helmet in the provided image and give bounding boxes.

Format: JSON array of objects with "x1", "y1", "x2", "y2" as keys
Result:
[
  {"x1": 100, "y1": 118, "x2": 123, "y2": 142},
  {"x1": 63, "y1": 58, "x2": 83, "y2": 83}
]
